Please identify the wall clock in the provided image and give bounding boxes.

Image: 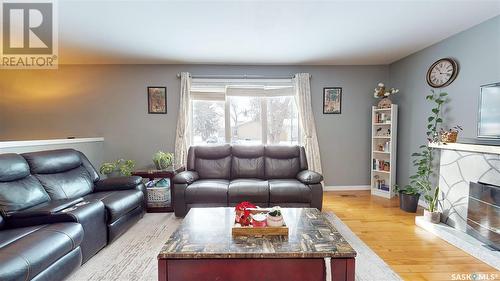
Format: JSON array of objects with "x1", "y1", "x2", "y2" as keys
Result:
[{"x1": 426, "y1": 58, "x2": 459, "y2": 88}]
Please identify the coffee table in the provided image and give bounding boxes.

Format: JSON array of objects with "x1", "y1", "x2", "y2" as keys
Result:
[{"x1": 158, "y1": 208, "x2": 356, "y2": 281}]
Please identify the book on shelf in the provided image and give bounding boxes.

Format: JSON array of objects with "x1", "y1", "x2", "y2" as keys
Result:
[
  {"x1": 375, "y1": 112, "x2": 391, "y2": 123},
  {"x1": 373, "y1": 178, "x2": 389, "y2": 191},
  {"x1": 372, "y1": 159, "x2": 390, "y2": 171}
]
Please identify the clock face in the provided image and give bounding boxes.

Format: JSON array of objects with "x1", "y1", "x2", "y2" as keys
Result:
[{"x1": 426, "y1": 58, "x2": 458, "y2": 88}]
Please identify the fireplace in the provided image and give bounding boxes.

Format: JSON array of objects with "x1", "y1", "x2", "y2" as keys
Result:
[{"x1": 467, "y1": 182, "x2": 500, "y2": 250}]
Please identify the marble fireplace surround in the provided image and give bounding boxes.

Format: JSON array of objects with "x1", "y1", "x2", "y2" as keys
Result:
[
  {"x1": 420, "y1": 142, "x2": 500, "y2": 269},
  {"x1": 429, "y1": 142, "x2": 500, "y2": 231}
]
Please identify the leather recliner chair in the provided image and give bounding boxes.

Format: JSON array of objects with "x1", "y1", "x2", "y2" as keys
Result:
[{"x1": 173, "y1": 145, "x2": 323, "y2": 217}]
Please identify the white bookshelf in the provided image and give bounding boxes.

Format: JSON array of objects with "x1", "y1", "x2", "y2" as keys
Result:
[{"x1": 370, "y1": 105, "x2": 398, "y2": 198}]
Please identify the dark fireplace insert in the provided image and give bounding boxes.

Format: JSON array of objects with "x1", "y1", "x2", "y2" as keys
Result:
[{"x1": 467, "y1": 182, "x2": 500, "y2": 250}]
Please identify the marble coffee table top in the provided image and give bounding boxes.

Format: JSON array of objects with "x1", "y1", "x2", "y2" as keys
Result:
[{"x1": 158, "y1": 207, "x2": 356, "y2": 259}]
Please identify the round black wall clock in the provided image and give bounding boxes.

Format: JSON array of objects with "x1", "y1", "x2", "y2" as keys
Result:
[{"x1": 426, "y1": 58, "x2": 459, "y2": 88}]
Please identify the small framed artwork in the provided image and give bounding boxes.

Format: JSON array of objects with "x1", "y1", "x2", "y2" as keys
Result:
[
  {"x1": 323, "y1": 87, "x2": 342, "y2": 114},
  {"x1": 147, "y1": 86, "x2": 167, "y2": 114}
]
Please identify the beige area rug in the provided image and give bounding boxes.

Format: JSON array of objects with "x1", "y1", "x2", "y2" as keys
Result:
[{"x1": 68, "y1": 212, "x2": 401, "y2": 281}]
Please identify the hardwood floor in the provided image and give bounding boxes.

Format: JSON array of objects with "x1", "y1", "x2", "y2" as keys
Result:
[{"x1": 323, "y1": 191, "x2": 500, "y2": 281}]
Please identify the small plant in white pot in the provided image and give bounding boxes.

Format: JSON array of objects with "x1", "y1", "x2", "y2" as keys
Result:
[
  {"x1": 266, "y1": 207, "x2": 284, "y2": 227},
  {"x1": 423, "y1": 186, "x2": 441, "y2": 223}
]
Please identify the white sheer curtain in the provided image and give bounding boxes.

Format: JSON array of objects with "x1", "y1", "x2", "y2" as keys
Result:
[
  {"x1": 174, "y1": 72, "x2": 192, "y2": 167},
  {"x1": 294, "y1": 73, "x2": 323, "y2": 173}
]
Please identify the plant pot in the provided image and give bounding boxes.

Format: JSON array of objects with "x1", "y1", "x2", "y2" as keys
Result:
[
  {"x1": 377, "y1": 97, "x2": 392, "y2": 109},
  {"x1": 399, "y1": 192, "x2": 420, "y2": 213},
  {"x1": 423, "y1": 209, "x2": 441, "y2": 223},
  {"x1": 154, "y1": 162, "x2": 170, "y2": 170},
  {"x1": 266, "y1": 214, "x2": 284, "y2": 227},
  {"x1": 440, "y1": 131, "x2": 458, "y2": 143}
]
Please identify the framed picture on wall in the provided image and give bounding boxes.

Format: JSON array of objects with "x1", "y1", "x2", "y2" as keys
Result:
[
  {"x1": 323, "y1": 87, "x2": 342, "y2": 114},
  {"x1": 147, "y1": 86, "x2": 167, "y2": 114}
]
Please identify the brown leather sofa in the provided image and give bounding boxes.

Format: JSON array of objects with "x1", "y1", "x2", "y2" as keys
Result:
[
  {"x1": 173, "y1": 145, "x2": 323, "y2": 217},
  {"x1": 0, "y1": 149, "x2": 146, "y2": 281}
]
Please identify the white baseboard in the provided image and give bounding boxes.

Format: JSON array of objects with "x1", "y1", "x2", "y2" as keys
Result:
[{"x1": 323, "y1": 185, "x2": 371, "y2": 191}]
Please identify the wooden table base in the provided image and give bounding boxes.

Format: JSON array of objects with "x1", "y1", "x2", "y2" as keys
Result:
[{"x1": 158, "y1": 258, "x2": 355, "y2": 281}]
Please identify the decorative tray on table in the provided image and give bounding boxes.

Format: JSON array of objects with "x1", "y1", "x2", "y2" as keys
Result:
[{"x1": 231, "y1": 203, "x2": 288, "y2": 237}]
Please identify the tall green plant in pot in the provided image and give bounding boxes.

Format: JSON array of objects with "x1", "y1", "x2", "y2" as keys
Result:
[{"x1": 398, "y1": 91, "x2": 446, "y2": 219}]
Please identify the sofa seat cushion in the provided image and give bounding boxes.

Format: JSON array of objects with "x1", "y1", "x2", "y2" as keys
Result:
[
  {"x1": 269, "y1": 179, "x2": 311, "y2": 203},
  {"x1": 0, "y1": 222, "x2": 83, "y2": 281},
  {"x1": 228, "y1": 179, "x2": 269, "y2": 204},
  {"x1": 0, "y1": 225, "x2": 43, "y2": 248},
  {"x1": 185, "y1": 179, "x2": 229, "y2": 204},
  {"x1": 83, "y1": 190, "x2": 143, "y2": 223}
]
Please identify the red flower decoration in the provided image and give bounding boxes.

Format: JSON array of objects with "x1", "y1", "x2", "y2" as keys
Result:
[{"x1": 235, "y1": 202, "x2": 256, "y2": 226}]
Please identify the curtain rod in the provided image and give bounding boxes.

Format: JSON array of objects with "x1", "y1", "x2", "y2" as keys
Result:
[{"x1": 175, "y1": 73, "x2": 311, "y2": 79}]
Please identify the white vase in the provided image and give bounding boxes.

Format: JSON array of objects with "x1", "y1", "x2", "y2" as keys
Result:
[{"x1": 423, "y1": 209, "x2": 441, "y2": 224}]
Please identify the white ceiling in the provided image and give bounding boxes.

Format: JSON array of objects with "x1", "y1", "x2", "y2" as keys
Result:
[{"x1": 58, "y1": 0, "x2": 500, "y2": 65}]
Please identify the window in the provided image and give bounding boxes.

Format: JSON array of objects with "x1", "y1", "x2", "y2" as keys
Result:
[
  {"x1": 267, "y1": 96, "x2": 299, "y2": 145},
  {"x1": 229, "y1": 96, "x2": 262, "y2": 144},
  {"x1": 190, "y1": 81, "x2": 299, "y2": 145},
  {"x1": 192, "y1": 100, "x2": 225, "y2": 145}
]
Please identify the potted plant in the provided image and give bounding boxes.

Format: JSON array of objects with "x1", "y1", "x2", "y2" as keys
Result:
[
  {"x1": 153, "y1": 151, "x2": 174, "y2": 170},
  {"x1": 402, "y1": 91, "x2": 447, "y2": 216},
  {"x1": 423, "y1": 186, "x2": 441, "y2": 223},
  {"x1": 440, "y1": 125, "x2": 463, "y2": 143},
  {"x1": 395, "y1": 185, "x2": 420, "y2": 213},
  {"x1": 373, "y1": 82, "x2": 399, "y2": 109},
  {"x1": 266, "y1": 207, "x2": 284, "y2": 227},
  {"x1": 99, "y1": 159, "x2": 135, "y2": 177}
]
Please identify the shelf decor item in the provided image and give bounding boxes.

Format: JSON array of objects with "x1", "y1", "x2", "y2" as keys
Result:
[
  {"x1": 439, "y1": 125, "x2": 463, "y2": 143},
  {"x1": 371, "y1": 104, "x2": 398, "y2": 199},
  {"x1": 373, "y1": 82, "x2": 399, "y2": 109}
]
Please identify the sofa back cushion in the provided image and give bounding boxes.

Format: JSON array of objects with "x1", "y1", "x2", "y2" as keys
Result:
[
  {"x1": 264, "y1": 146, "x2": 305, "y2": 179},
  {"x1": 23, "y1": 149, "x2": 94, "y2": 200},
  {"x1": 231, "y1": 145, "x2": 265, "y2": 179},
  {"x1": 0, "y1": 154, "x2": 50, "y2": 213},
  {"x1": 191, "y1": 145, "x2": 231, "y2": 179}
]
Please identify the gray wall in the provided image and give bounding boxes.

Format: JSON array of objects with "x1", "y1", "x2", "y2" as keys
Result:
[
  {"x1": 0, "y1": 65, "x2": 388, "y2": 187},
  {"x1": 389, "y1": 16, "x2": 500, "y2": 187}
]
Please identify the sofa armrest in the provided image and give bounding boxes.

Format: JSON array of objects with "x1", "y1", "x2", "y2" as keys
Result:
[
  {"x1": 6, "y1": 198, "x2": 84, "y2": 218},
  {"x1": 297, "y1": 170, "x2": 323, "y2": 184},
  {"x1": 94, "y1": 176, "x2": 143, "y2": 192},
  {"x1": 173, "y1": 171, "x2": 199, "y2": 185}
]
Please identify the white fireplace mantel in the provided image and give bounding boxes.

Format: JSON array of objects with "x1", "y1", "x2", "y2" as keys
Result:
[{"x1": 429, "y1": 142, "x2": 500, "y2": 155}]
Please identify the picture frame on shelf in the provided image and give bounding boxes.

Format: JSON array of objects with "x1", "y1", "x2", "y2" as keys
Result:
[
  {"x1": 147, "y1": 86, "x2": 167, "y2": 114},
  {"x1": 323, "y1": 87, "x2": 342, "y2": 114}
]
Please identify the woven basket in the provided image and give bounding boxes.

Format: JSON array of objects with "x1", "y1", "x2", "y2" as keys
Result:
[
  {"x1": 147, "y1": 186, "x2": 170, "y2": 207},
  {"x1": 440, "y1": 131, "x2": 458, "y2": 143}
]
